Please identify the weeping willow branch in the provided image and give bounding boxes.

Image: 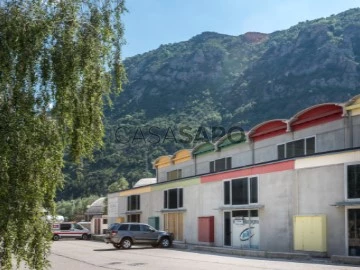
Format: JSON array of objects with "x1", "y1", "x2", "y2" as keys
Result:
[{"x1": 0, "y1": 1, "x2": 127, "y2": 269}]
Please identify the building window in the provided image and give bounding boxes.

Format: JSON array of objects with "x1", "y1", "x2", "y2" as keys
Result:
[
  {"x1": 164, "y1": 188, "x2": 183, "y2": 209},
  {"x1": 127, "y1": 195, "x2": 140, "y2": 211},
  {"x1": 103, "y1": 219, "x2": 108, "y2": 225},
  {"x1": 224, "y1": 177, "x2": 258, "y2": 205},
  {"x1": 278, "y1": 137, "x2": 315, "y2": 159},
  {"x1": 210, "y1": 157, "x2": 232, "y2": 173},
  {"x1": 167, "y1": 169, "x2": 182, "y2": 181},
  {"x1": 127, "y1": 214, "x2": 140, "y2": 222},
  {"x1": 348, "y1": 164, "x2": 360, "y2": 199}
]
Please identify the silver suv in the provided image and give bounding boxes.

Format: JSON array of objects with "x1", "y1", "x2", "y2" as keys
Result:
[{"x1": 105, "y1": 222, "x2": 174, "y2": 249}]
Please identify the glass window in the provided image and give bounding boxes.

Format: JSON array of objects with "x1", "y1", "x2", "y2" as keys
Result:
[
  {"x1": 130, "y1": 224, "x2": 141, "y2": 231},
  {"x1": 250, "y1": 210, "x2": 258, "y2": 217},
  {"x1": 280, "y1": 137, "x2": 315, "y2": 159},
  {"x1": 168, "y1": 188, "x2": 178, "y2": 209},
  {"x1": 215, "y1": 158, "x2": 226, "y2": 172},
  {"x1": 179, "y1": 188, "x2": 183, "y2": 208},
  {"x1": 140, "y1": 224, "x2": 151, "y2": 231},
  {"x1": 224, "y1": 212, "x2": 231, "y2": 246},
  {"x1": 74, "y1": 224, "x2": 83, "y2": 230},
  {"x1": 232, "y1": 210, "x2": 248, "y2": 217},
  {"x1": 103, "y1": 219, "x2": 108, "y2": 225},
  {"x1": 348, "y1": 209, "x2": 360, "y2": 256},
  {"x1": 348, "y1": 164, "x2": 360, "y2": 199},
  {"x1": 286, "y1": 141, "x2": 295, "y2": 158},
  {"x1": 250, "y1": 177, "x2": 258, "y2": 204},
  {"x1": 224, "y1": 181, "x2": 230, "y2": 205},
  {"x1": 210, "y1": 161, "x2": 215, "y2": 173},
  {"x1": 164, "y1": 188, "x2": 183, "y2": 209},
  {"x1": 232, "y1": 178, "x2": 248, "y2": 205},
  {"x1": 278, "y1": 144, "x2": 285, "y2": 159},
  {"x1": 127, "y1": 214, "x2": 140, "y2": 223},
  {"x1": 60, "y1": 224, "x2": 71, "y2": 230},
  {"x1": 226, "y1": 157, "x2": 232, "y2": 170},
  {"x1": 164, "y1": 190, "x2": 168, "y2": 209},
  {"x1": 226, "y1": 177, "x2": 258, "y2": 205},
  {"x1": 118, "y1": 224, "x2": 129, "y2": 231},
  {"x1": 306, "y1": 137, "x2": 315, "y2": 155},
  {"x1": 293, "y1": 139, "x2": 305, "y2": 157},
  {"x1": 167, "y1": 169, "x2": 182, "y2": 181},
  {"x1": 127, "y1": 195, "x2": 140, "y2": 211}
]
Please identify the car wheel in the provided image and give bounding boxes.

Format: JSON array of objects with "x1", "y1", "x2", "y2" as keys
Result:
[
  {"x1": 81, "y1": 234, "x2": 89, "y2": 240},
  {"x1": 160, "y1": 237, "x2": 171, "y2": 248},
  {"x1": 52, "y1": 234, "x2": 60, "y2": 241},
  {"x1": 151, "y1": 243, "x2": 158, "y2": 248},
  {"x1": 121, "y1": 238, "x2": 132, "y2": 249},
  {"x1": 113, "y1": 243, "x2": 121, "y2": 249}
]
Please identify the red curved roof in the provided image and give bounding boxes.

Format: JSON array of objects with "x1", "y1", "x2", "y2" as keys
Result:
[
  {"x1": 289, "y1": 103, "x2": 344, "y2": 131},
  {"x1": 248, "y1": 119, "x2": 287, "y2": 142}
]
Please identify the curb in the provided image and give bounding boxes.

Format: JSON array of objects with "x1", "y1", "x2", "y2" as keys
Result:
[
  {"x1": 331, "y1": 255, "x2": 360, "y2": 265},
  {"x1": 93, "y1": 237, "x2": 360, "y2": 265}
]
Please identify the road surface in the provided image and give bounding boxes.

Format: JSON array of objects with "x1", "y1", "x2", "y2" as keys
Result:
[{"x1": 16, "y1": 240, "x2": 358, "y2": 270}]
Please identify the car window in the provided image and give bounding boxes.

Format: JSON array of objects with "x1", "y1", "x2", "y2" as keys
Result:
[
  {"x1": 140, "y1": 225, "x2": 150, "y2": 232},
  {"x1": 74, "y1": 224, "x2": 83, "y2": 230},
  {"x1": 60, "y1": 223, "x2": 71, "y2": 230},
  {"x1": 118, "y1": 224, "x2": 129, "y2": 231},
  {"x1": 130, "y1": 224, "x2": 140, "y2": 231}
]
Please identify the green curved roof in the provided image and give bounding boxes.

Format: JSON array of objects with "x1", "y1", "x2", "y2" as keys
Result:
[
  {"x1": 192, "y1": 142, "x2": 215, "y2": 156},
  {"x1": 217, "y1": 132, "x2": 246, "y2": 149}
]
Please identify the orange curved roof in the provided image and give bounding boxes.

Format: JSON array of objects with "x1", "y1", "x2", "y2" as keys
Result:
[
  {"x1": 153, "y1": 155, "x2": 172, "y2": 169},
  {"x1": 288, "y1": 103, "x2": 344, "y2": 131},
  {"x1": 172, "y1": 149, "x2": 192, "y2": 164},
  {"x1": 248, "y1": 119, "x2": 287, "y2": 142}
]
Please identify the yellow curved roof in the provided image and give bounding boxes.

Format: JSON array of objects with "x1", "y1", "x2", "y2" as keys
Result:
[{"x1": 346, "y1": 95, "x2": 360, "y2": 116}]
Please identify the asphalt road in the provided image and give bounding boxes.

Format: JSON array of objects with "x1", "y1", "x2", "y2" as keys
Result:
[{"x1": 16, "y1": 240, "x2": 358, "y2": 270}]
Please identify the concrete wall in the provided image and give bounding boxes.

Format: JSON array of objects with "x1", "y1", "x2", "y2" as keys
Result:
[
  {"x1": 253, "y1": 133, "x2": 292, "y2": 163},
  {"x1": 156, "y1": 117, "x2": 360, "y2": 184},
  {"x1": 157, "y1": 160, "x2": 195, "y2": 183},
  {"x1": 107, "y1": 156, "x2": 352, "y2": 256},
  {"x1": 293, "y1": 119, "x2": 346, "y2": 153},
  {"x1": 107, "y1": 193, "x2": 121, "y2": 225},
  {"x1": 258, "y1": 170, "x2": 295, "y2": 252},
  {"x1": 296, "y1": 164, "x2": 346, "y2": 256},
  {"x1": 351, "y1": 114, "x2": 360, "y2": 147}
]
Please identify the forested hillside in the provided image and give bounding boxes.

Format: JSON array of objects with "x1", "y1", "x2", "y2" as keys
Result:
[{"x1": 58, "y1": 8, "x2": 360, "y2": 200}]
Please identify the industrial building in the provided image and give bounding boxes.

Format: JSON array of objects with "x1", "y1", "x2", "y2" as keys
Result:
[{"x1": 108, "y1": 94, "x2": 360, "y2": 257}]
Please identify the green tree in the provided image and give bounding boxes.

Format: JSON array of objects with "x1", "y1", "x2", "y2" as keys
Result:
[
  {"x1": 108, "y1": 177, "x2": 129, "y2": 192},
  {"x1": 0, "y1": 1, "x2": 126, "y2": 269}
]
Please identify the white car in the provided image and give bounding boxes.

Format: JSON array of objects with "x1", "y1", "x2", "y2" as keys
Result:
[{"x1": 52, "y1": 222, "x2": 91, "y2": 241}]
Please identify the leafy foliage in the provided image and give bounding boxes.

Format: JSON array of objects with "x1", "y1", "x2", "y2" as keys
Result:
[
  {"x1": 0, "y1": 0, "x2": 126, "y2": 269},
  {"x1": 56, "y1": 195, "x2": 99, "y2": 221},
  {"x1": 108, "y1": 177, "x2": 129, "y2": 193}
]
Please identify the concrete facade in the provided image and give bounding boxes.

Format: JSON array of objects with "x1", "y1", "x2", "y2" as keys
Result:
[{"x1": 108, "y1": 95, "x2": 360, "y2": 257}]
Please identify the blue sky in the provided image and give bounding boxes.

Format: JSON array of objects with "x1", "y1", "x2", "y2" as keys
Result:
[{"x1": 122, "y1": 0, "x2": 360, "y2": 58}]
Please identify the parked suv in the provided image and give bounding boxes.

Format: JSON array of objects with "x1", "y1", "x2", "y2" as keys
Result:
[
  {"x1": 105, "y1": 223, "x2": 174, "y2": 249},
  {"x1": 51, "y1": 222, "x2": 91, "y2": 241}
]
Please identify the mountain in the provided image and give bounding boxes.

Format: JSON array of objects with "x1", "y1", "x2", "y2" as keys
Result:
[{"x1": 57, "y1": 8, "x2": 360, "y2": 200}]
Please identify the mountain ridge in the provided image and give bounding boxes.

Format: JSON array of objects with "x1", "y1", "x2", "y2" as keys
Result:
[{"x1": 58, "y1": 8, "x2": 360, "y2": 200}]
